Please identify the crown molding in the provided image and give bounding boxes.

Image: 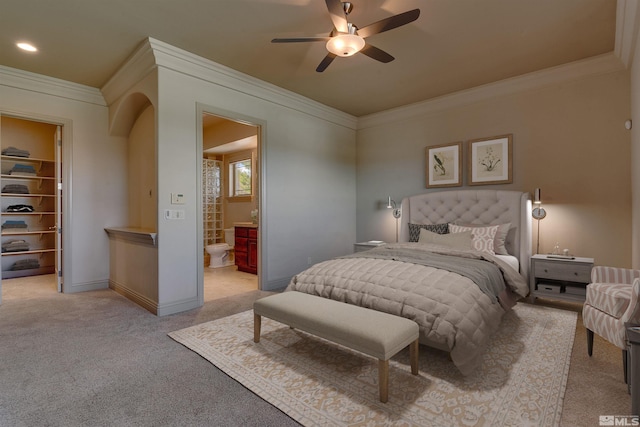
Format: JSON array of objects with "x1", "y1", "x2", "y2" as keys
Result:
[
  {"x1": 357, "y1": 53, "x2": 625, "y2": 130},
  {"x1": 0, "y1": 65, "x2": 106, "y2": 106},
  {"x1": 100, "y1": 39, "x2": 157, "y2": 106},
  {"x1": 146, "y1": 38, "x2": 357, "y2": 130}
]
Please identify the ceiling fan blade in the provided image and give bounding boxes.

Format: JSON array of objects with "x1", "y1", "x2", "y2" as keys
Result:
[
  {"x1": 356, "y1": 9, "x2": 420, "y2": 39},
  {"x1": 360, "y1": 44, "x2": 394, "y2": 63},
  {"x1": 272, "y1": 37, "x2": 331, "y2": 43},
  {"x1": 316, "y1": 53, "x2": 337, "y2": 72},
  {"x1": 325, "y1": 0, "x2": 349, "y2": 33}
]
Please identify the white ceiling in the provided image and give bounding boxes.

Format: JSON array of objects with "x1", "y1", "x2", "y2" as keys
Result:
[{"x1": 1, "y1": 0, "x2": 616, "y2": 116}]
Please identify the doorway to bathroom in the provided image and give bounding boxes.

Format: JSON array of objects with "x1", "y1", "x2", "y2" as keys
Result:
[{"x1": 200, "y1": 111, "x2": 260, "y2": 301}]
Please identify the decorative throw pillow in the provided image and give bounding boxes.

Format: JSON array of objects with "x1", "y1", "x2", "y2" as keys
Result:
[
  {"x1": 448, "y1": 223, "x2": 500, "y2": 254},
  {"x1": 418, "y1": 229, "x2": 473, "y2": 250},
  {"x1": 455, "y1": 222, "x2": 511, "y2": 255},
  {"x1": 408, "y1": 223, "x2": 449, "y2": 242}
]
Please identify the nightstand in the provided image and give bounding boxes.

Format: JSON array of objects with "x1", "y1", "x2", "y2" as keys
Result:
[
  {"x1": 354, "y1": 241, "x2": 386, "y2": 253},
  {"x1": 529, "y1": 254, "x2": 594, "y2": 303}
]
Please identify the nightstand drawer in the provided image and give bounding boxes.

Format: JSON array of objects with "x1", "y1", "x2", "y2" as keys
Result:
[{"x1": 534, "y1": 260, "x2": 592, "y2": 283}]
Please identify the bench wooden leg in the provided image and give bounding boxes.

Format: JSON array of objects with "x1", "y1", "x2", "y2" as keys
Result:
[
  {"x1": 253, "y1": 313, "x2": 261, "y2": 343},
  {"x1": 379, "y1": 359, "x2": 389, "y2": 403},
  {"x1": 410, "y1": 338, "x2": 419, "y2": 375}
]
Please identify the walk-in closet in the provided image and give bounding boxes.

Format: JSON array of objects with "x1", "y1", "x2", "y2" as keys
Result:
[{"x1": 0, "y1": 116, "x2": 62, "y2": 289}]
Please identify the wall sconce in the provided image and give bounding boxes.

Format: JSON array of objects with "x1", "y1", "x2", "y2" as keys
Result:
[
  {"x1": 386, "y1": 196, "x2": 401, "y2": 219},
  {"x1": 531, "y1": 188, "x2": 546, "y2": 254},
  {"x1": 386, "y1": 196, "x2": 402, "y2": 243}
]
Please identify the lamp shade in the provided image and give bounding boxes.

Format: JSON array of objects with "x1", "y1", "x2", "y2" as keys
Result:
[{"x1": 326, "y1": 34, "x2": 365, "y2": 57}]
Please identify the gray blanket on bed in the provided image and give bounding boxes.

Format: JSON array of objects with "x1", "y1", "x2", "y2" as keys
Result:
[
  {"x1": 287, "y1": 242, "x2": 529, "y2": 375},
  {"x1": 341, "y1": 246, "x2": 505, "y2": 302}
]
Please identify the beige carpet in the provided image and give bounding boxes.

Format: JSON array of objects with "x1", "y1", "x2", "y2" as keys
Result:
[{"x1": 169, "y1": 303, "x2": 577, "y2": 427}]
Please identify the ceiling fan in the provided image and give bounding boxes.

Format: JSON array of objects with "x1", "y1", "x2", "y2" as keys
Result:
[{"x1": 272, "y1": 0, "x2": 420, "y2": 72}]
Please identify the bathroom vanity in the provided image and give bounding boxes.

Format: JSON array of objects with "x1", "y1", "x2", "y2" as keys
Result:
[{"x1": 235, "y1": 224, "x2": 257, "y2": 274}]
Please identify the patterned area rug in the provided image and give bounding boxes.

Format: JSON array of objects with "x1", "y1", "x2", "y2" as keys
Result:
[{"x1": 169, "y1": 303, "x2": 577, "y2": 426}]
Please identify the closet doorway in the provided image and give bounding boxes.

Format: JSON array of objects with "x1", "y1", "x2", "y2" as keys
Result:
[
  {"x1": 0, "y1": 114, "x2": 64, "y2": 303},
  {"x1": 200, "y1": 111, "x2": 261, "y2": 302}
]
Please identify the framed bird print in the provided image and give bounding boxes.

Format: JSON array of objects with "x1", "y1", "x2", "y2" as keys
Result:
[{"x1": 425, "y1": 142, "x2": 462, "y2": 188}]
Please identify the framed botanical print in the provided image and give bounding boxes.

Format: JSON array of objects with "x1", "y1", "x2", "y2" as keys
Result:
[
  {"x1": 468, "y1": 134, "x2": 512, "y2": 185},
  {"x1": 425, "y1": 142, "x2": 462, "y2": 188}
]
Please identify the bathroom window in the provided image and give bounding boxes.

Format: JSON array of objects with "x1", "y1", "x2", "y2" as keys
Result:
[{"x1": 229, "y1": 158, "x2": 252, "y2": 197}]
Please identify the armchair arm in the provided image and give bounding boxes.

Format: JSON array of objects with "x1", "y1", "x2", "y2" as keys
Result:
[
  {"x1": 591, "y1": 266, "x2": 640, "y2": 284},
  {"x1": 622, "y1": 278, "x2": 640, "y2": 324}
]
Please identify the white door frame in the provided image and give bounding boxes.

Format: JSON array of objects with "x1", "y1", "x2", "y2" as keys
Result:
[
  {"x1": 195, "y1": 103, "x2": 266, "y2": 306},
  {"x1": 0, "y1": 110, "x2": 72, "y2": 302}
]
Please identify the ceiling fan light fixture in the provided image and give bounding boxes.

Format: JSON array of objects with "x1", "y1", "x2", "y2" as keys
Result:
[{"x1": 326, "y1": 34, "x2": 365, "y2": 57}]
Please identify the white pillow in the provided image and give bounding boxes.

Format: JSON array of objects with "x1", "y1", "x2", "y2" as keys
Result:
[
  {"x1": 448, "y1": 223, "x2": 499, "y2": 254},
  {"x1": 418, "y1": 229, "x2": 473, "y2": 250}
]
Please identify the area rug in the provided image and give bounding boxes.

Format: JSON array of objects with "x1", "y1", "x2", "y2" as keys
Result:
[{"x1": 169, "y1": 303, "x2": 577, "y2": 426}]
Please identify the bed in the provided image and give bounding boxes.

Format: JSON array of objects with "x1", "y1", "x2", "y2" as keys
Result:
[{"x1": 286, "y1": 189, "x2": 532, "y2": 374}]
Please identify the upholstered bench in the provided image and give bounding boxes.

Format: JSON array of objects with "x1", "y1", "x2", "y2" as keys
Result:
[{"x1": 253, "y1": 291, "x2": 420, "y2": 403}]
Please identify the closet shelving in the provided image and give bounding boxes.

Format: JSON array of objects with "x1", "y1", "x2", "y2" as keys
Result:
[{"x1": 1, "y1": 117, "x2": 60, "y2": 279}]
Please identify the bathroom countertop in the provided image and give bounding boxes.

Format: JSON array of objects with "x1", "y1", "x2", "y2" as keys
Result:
[{"x1": 234, "y1": 222, "x2": 258, "y2": 228}]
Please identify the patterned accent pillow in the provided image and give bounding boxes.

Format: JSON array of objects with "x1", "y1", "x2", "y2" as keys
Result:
[
  {"x1": 455, "y1": 222, "x2": 511, "y2": 255},
  {"x1": 408, "y1": 223, "x2": 449, "y2": 242},
  {"x1": 448, "y1": 223, "x2": 500, "y2": 254}
]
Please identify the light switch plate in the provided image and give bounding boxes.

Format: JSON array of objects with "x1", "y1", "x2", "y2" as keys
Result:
[{"x1": 164, "y1": 209, "x2": 185, "y2": 220}]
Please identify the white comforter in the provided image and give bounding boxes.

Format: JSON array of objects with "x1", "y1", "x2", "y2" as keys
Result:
[{"x1": 286, "y1": 242, "x2": 529, "y2": 375}]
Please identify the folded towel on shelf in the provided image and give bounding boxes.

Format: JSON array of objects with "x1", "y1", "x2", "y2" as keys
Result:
[
  {"x1": 2, "y1": 240, "x2": 30, "y2": 252},
  {"x1": 2, "y1": 147, "x2": 31, "y2": 158},
  {"x1": 10, "y1": 259, "x2": 40, "y2": 270},
  {"x1": 2, "y1": 184, "x2": 30, "y2": 194},
  {"x1": 8, "y1": 171, "x2": 37, "y2": 176},
  {"x1": 5, "y1": 204, "x2": 35, "y2": 212},
  {"x1": 9, "y1": 164, "x2": 37, "y2": 176},
  {"x1": 2, "y1": 220, "x2": 28, "y2": 230}
]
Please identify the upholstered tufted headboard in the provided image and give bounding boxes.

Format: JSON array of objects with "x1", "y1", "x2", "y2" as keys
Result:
[{"x1": 398, "y1": 190, "x2": 532, "y2": 280}]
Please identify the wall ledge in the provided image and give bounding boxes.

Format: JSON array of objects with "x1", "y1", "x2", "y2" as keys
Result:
[{"x1": 105, "y1": 227, "x2": 157, "y2": 245}]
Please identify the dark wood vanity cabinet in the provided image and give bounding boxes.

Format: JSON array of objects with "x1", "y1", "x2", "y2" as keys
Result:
[{"x1": 235, "y1": 226, "x2": 257, "y2": 274}]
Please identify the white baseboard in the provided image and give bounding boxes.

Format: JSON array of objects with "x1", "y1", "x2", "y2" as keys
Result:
[
  {"x1": 65, "y1": 280, "x2": 109, "y2": 293},
  {"x1": 109, "y1": 279, "x2": 159, "y2": 315}
]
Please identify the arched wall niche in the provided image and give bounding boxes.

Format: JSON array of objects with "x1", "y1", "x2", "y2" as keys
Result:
[
  {"x1": 104, "y1": 96, "x2": 159, "y2": 314},
  {"x1": 128, "y1": 104, "x2": 157, "y2": 230},
  {"x1": 109, "y1": 92, "x2": 154, "y2": 137}
]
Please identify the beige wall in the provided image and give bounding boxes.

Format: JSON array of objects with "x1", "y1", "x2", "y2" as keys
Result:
[
  {"x1": 631, "y1": 19, "x2": 640, "y2": 269},
  {"x1": 1, "y1": 116, "x2": 56, "y2": 159},
  {"x1": 203, "y1": 118, "x2": 256, "y2": 150},
  {"x1": 128, "y1": 104, "x2": 157, "y2": 229},
  {"x1": 357, "y1": 69, "x2": 631, "y2": 268}
]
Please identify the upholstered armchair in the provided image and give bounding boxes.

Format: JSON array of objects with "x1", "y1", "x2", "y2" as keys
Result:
[{"x1": 583, "y1": 266, "x2": 640, "y2": 382}]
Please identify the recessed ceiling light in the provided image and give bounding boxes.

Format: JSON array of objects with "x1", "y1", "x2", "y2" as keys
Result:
[{"x1": 17, "y1": 42, "x2": 38, "y2": 52}]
